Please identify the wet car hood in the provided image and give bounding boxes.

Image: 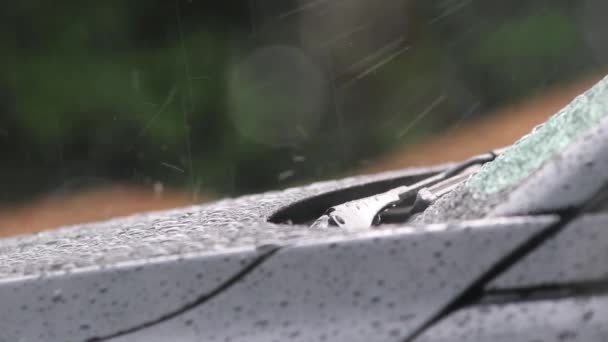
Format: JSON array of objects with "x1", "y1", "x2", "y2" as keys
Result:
[{"x1": 2, "y1": 77, "x2": 608, "y2": 341}]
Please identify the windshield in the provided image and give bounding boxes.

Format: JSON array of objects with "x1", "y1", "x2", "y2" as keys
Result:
[{"x1": 1, "y1": 0, "x2": 606, "y2": 233}]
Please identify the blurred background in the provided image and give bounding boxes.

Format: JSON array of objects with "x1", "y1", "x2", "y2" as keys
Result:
[{"x1": 1, "y1": 0, "x2": 607, "y2": 235}]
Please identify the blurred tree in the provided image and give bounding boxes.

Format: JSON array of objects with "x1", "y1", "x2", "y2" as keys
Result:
[{"x1": 0, "y1": 0, "x2": 604, "y2": 204}]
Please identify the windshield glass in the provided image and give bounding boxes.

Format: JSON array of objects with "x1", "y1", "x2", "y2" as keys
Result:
[{"x1": 1, "y1": 0, "x2": 606, "y2": 233}]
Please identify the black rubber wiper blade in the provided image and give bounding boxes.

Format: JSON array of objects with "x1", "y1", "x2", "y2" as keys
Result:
[{"x1": 310, "y1": 150, "x2": 502, "y2": 229}]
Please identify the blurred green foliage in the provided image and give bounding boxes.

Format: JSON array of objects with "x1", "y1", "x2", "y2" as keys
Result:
[
  {"x1": 0, "y1": 0, "x2": 603, "y2": 203},
  {"x1": 471, "y1": 8, "x2": 579, "y2": 97}
]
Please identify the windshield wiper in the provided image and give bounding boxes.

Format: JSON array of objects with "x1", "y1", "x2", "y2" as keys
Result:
[{"x1": 311, "y1": 150, "x2": 502, "y2": 229}]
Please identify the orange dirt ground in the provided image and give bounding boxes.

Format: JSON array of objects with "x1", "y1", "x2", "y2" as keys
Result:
[
  {"x1": 0, "y1": 187, "x2": 197, "y2": 238},
  {"x1": 363, "y1": 73, "x2": 605, "y2": 173},
  {"x1": 0, "y1": 73, "x2": 604, "y2": 237}
]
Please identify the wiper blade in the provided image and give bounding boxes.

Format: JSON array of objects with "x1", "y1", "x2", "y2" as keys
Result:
[{"x1": 311, "y1": 150, "x2": 502, "y2": 229}]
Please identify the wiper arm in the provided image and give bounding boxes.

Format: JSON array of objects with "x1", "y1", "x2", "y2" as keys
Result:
[{"x1": 311, "y1": 150, "x2": 502, "y2": 229}]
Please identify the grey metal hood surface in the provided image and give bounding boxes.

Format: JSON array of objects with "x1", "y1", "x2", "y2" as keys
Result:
[{"x1": 0, "y1": 164, "x2": 556, "y2": 341}]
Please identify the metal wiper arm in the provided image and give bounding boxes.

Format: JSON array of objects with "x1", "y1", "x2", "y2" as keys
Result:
[{"x1": 311, "y1": 149, "x2": 502, "y2": 229}]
